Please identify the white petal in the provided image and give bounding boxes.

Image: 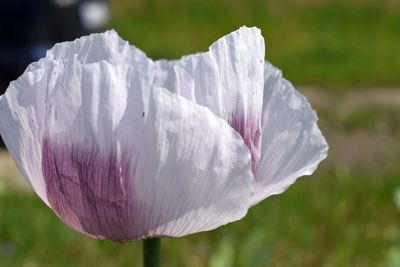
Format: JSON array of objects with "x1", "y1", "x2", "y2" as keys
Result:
[
  {"x1": 252, "y1": 62, "x2": 328, "y2": 205},
  {"x1": 154, "y1": 26, "x2": 265, "y2": 172},
  {"x1": 26, "y1": 28, "x2": 265, "y2": 175},
  {"x1": 2, "y1": 58, "x2": 254, "y2": 241},
  {"x1": 0, "y1": 67, "x2": 49, "y2": 205},
  {"x1": 152, "y1": 61, "x2": 196, "y2": 102},
  {"x1": 46, "y1": 30, "x2": 151, "y2": 67},
  {"x1": 23, "y1": 30, "x2": 154, "y2": 86}
]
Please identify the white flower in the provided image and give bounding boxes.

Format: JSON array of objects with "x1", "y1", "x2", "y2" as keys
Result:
[{"x1": 0, "y1": 26, "x2": 328, "y2": 242}]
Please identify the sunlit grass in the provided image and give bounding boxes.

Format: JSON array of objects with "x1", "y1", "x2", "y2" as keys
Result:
[
  {"x1": 109, "y1": 0, "x2": 400, "y2": 89},
  {"x1": 2, "y1": 1, "x2": 400, "y2": 266},
  {"x1": 1, "y1": 169, "x2": 400, "y2": 267}
]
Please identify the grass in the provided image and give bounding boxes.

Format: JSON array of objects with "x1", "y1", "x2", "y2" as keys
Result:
[
  {"x1": 3, "y1": 86, "x2": 399, "y2": 266},
  {"x1": 342, "y1": 106, "x2": 400, "y2": 133},
  {"x1": 316, "y1": 104, "x2": 400, "y2": 134},
  {"x1": 2, "y1": 1, "x2": 400, "y2": 266},
  {"x1": 108, "y1": 0, "x2": 400, "y2": 89},
  {"x1": 1, "y1": 170, "x2": 400, "y2": 267}
]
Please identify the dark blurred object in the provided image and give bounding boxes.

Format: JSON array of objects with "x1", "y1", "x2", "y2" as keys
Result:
[
  {"x1": 0, "y1": 0, "x2": 109, "y2": 147},
  {"x1": 0, "y1": 0, "x2": 110, "y2": 94}
]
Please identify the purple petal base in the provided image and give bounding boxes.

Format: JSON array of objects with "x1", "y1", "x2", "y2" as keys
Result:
[
  {"x1": 228, "y1": 113, "x2": 261, "y2": 174},
  {"x1": 42, "y1": 137, "x2": 141, "y2": 242}
]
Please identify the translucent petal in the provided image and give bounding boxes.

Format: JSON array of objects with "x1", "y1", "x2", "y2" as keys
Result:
[
  {"x1": 252, "y1": 62, "x2": 328, "y2": 205},
  {"x1": 0, "y1": 67, "x2": 49, "y2": 205},
  {"x1": 25, "y1": 30, "x2": 153, "y2": 81},
  {"x1": 154, "y1": 26, "x2": 265, "y2": 173},
  {"x1": 1, "y1": 58, "x2": 254, "y2": 241},
  {"x1": 46, "y1": 30, "x2": 151, "y2": 67},
  {"x1": 25, "y1": 28, "x2": 265, "y2": 174}
]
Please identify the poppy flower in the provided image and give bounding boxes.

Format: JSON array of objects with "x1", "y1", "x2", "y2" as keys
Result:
[{"x1": 0, "y1": 26, "x2": 328, "y2": 242}]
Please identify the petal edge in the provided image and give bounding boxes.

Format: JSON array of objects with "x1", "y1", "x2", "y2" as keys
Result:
[{"x1": 252, "y1": 62, "x2": 328, "y2": 205}]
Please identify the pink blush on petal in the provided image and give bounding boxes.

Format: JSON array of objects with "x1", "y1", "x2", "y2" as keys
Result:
[
  {"x1": 228, "y1": 114, "x2": 261, "y2": 174},
  {"x1": 42, "y1": 137, "x2": 142, "y2": 242}
]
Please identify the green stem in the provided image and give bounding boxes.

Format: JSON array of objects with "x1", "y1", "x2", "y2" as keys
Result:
[{"x1": 143, "y1": 238, "x2": 161, "y2": 267}]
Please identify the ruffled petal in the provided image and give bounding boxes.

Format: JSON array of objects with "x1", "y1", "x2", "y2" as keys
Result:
[
  {"x1": 0, "y1": 67, "x2": 49, "y2": 205},
  {"x1": 252, "y1": 62, "x2": 328, "y2": 205},
  {"x1": 25, "y1": 30, "x2": 154, "y2": 81},
  {"x1": 154, "y1": 26, "x2": 265, "y2": 173},
  {"x1": 1, "y1": 56, "x2": 254, "y2": 241},
  {"x1": 24, "y1": 28, "x2": 265, "y2": 175},
  {"x1": 46, "y1": 30, "x2": 151, "y2": 67}
]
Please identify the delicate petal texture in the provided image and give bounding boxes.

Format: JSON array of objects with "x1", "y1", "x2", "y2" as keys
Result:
[
  {"x1": 25, "y1": 28, "x2": 265, "y2": 174},
  {"x1": 0, "y1": 68, "x2": 49, "y2": 205},
  {"x1": 154, "y1": 26, "x2": 265, "y2": 173},
  {"x1": 24, "y1": 30, "x2": 154, "y2": 85},
  {"x1": 46, "y1": 30, "x2": 152, "y2": 68},
  {"x1": 0, "y1": 27, "x2": 329, "y2": 242},
  {"x1": 252, "y1": 62, "x2": 328, "y2": 205},
  {"x1": 0, "y1": 56, "x2": 254, "y2": 241}
]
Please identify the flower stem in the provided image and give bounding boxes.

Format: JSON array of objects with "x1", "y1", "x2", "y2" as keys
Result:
[{"x1": 143, "y1": 238, "x2": 161, "y2": 267}]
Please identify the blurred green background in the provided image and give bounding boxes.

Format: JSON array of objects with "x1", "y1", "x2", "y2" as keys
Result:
[{"x1": 1, "y1": 0, "x2": 400, "y2": 267}]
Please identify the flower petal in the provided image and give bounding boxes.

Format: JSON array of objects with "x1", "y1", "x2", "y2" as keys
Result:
[
  {"x1": 46, "y1": 30, "x2": 152, "y2": 68},
  {"x1": 1, "y1": 57, "x2": 254, "y2": 241},
  {"x1": 154, "y1": 26, "x2": 265, "y2": 173},
  {"x1": 153, "y1": 62, "x2": 196, "y2": 102},
  {"x1": 0, "y1": 67, "x2": 49, "y2": 205},
  {"x1": 26, "y1": 28, "x2": 265, "y2": 175},
  {"x1": 252, "y1": 62, "x2": 328, "y2": 205}
]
